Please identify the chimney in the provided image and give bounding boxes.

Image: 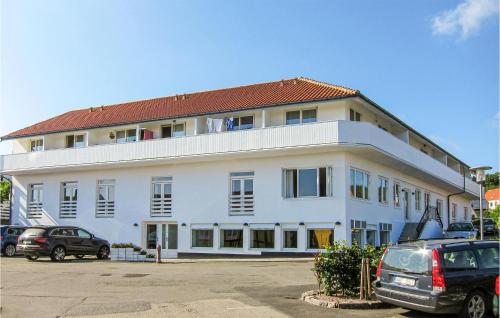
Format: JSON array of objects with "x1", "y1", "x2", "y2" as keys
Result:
[{"x1": 279, "y1": 80, "x2": 285, "y2": 87}]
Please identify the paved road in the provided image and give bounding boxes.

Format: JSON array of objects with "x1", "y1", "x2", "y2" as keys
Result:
[{"x1": 1, "y1": 257, "x2": 450, "y2": 318}]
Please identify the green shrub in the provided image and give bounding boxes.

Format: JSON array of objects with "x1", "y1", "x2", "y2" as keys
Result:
[
  {"x1": 312, "y1": 241, "x2": 386, "y2": 297},
  {"x1": 111, "y1": 243, "x2": 135, "y2": 248}
]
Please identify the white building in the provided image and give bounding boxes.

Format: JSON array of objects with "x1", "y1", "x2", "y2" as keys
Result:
[
  {"x1": 485, "y1": 189, "x2": 500, "y2": 210},
  {"x1": 0, "y1": 78, "x2": 478, "y2": 257}
]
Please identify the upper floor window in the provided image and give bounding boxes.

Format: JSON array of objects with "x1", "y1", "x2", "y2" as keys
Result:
[
  {"x1": 285, "y1": 109, "x2": 317, "y2": 125},
  {"x1": 151, "y1": 177, "x2": 172, "y2": 217},
  {"x1": 162, "y1": 123, "x2": 185, "y2": 138},
  {"x1": 350, "y1": 109, "x2": 361, "y2": 121},
  {"x1": 378, "y1": 177, "x2": 388, "y2": 204},
  {"x1": 66, "y1": 134, "x2": 85, "y2": 148},
  {"x1": 30, "y1": 139, "x2": 44, "y2": 152},
  {"x1": 28, "y1": 184, "x2": 43, "y2": 219},
  {"x1": 227, "y1": 116, "x2": 254, "y2": 130},
  {"x1": 229, "y1": 172, "x2": 254, "y2": 215},
  {"x1": 283, "y1": 167, "x2": 332, "y2": 198},
  {"x1": 60, "y1": 182, "x2": 77, "y2": 218},
  {"x1": 96, "y1": 179, "x2": 115, "y2": 217},
  {"x1": 436, "y1": 199, "x2": 443, "y2": 215},
  {"x1": 350, "y1": 168, "x2": 369, "y2": 200},
  {"x1": 116, "y1": 129, "x2": 136, "y2": 143},
  {"x1": 393, "y1": 182, "x2": 401, "y2": 207},
  {"x1": 415, "y1": 189, "x2": 422, "y2": 211}
]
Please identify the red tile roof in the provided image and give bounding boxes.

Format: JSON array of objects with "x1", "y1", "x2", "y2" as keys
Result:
[
  {"x1": 485, "y1": 188, "x2": 500, "y2": 201},
  {"x1": 2, "y1": 77, "x2": 358, "y2": 140}
]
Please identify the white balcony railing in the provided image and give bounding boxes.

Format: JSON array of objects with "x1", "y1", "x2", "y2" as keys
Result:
[
  {"x1": 229, "y1": 194, "x2": 254, "y2": 215},
  {"x1": 27, "y1": 202, "x2": 43, "y2": 219},
  {"x1": 151, "y1": 197, "x2": 172, "y2": 217},
  {"x1": 0, "y1": 121, "x2": 478, "y2": 196},
  {"x1": 59, "y1": 201, "x2": 77, "y2": 218}
]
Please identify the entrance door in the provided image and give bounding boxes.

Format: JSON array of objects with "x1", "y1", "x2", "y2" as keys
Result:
[
  {"x1": 403, "y1": 189, "x2": 410, "y2": 220},
  {"x1": 144, "y1": 223, "x2": 178, "y2": 258}
]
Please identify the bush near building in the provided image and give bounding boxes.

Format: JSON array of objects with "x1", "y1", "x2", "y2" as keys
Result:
[{"x1": 312, "y1": 241, "x2": 385, "y2": 297}]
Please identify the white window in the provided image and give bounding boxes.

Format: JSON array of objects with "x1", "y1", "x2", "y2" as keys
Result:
[
  {"x1": 229, "y1": 172, "x2": 254, "y2": 215},
  {"x1": 30, "y1": 139, "x2": 44, "y2": 152},
  {"x1": 379, "y1": 223, "x2": 392, "y2": 246},
  {"x1": 283, "y1": 230, "x2": 298, "y2": 249},
  {"x1": 151, "y1": 177, "x2": 172, "y2": 216},
  {"x1": 415, "y1": 189, "x2": 422, "y2": 211},
  {"x1": 393, "y1": 182, "x2": 401, "y2": 207},
  {"x1": 464, "y1": 207, "x2": 469, "y2": 220},
  {"x1": 350, "y1": 168, "x2": 369, "y2": 200},
  {"x1": 283, "y1": 167, "x2": 332, "y2": 198},
  {"x1": 285, "y1": 109, "x2": 317, "y2": 125},
  {"x1": 250, "y1": 229, "x2": 275, "y2": 249},
  {"x1": 66, "y1": 134, "x2": 85, "y2": 148},
  {"x1": 220, "y1": 229, "x2": 243, "y2": 248},
  {"x1": 436, "y1": 199, "x2": 443, "y2": 216},
  {"x1": 451, "y1": 203, "x2": 457, "y2": 222},
  {"x1": 27, "y1": 184, "x2": 43, "y2": 219},
  {"x1": 191, "y1": 229, "x2": 213, "y2": 248},
  {"x1": 349, "y1": 109, "x2": 361, "y2": 121},
  {"x1": 308, "y1": 229, "x2": 334, "y2": 249},
  {"x1": 172, "y1": 123, "x2": 186, "y2": 137},
  {"x1": 424, "y1": 192, "x2": 431, "y2": 210},
  {"x1": 378, "y1": 177, "x2": 388, "y2": 204},
  {"x1": 228, "y1": 115, "x2": 254, "y2": 130},
  {"x1": 116, "y1": 129, "x2": 137, "y2": 143},
  {"x1": 60, "y1": 182, "x2": 77, "y2": 218},
  {"x1": 96, "y1": 179, "x2": 115, "y2": 217}
]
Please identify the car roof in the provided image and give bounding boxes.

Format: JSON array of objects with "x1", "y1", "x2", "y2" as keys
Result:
[
  {"x1": 394, "y1": 239, "x2": 499, "y2": 249},
  {"x1": 26, "y1": 225, "x2": 79, "y2": 230}
]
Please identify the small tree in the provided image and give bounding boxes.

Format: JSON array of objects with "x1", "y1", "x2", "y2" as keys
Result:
[{"x1": 0, "y1": 180, "x2": 10, "y2": 203}]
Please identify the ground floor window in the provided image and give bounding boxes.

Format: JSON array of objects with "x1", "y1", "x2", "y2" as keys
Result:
[
  {"x1": 380, "y1": 231, "x2": 390, "y2": 246},
  {"x1": 220, "y1": 229, "x2": 243, "y2": 248},
  {"x1": 192, "y1": 229, "x2": 213, "y2": 248},
  {"x1": 351, "y1": 229, "x2": 363, "y2": 247},
  {"x1": 307, "y1": 229, "x2": 333, "y2": 249},
  {"x1": 146, "y1": 224, "x2": 157, "y2": 249},
  {"x1": 366, "y1": 230, "x2": 376, "y2": 246},
  {"x1": 250, "y1": 229, "x2": 274, "y2": 249},
  {"x1": 283, "y1": 230, "x2": 298, "y2": 249}
]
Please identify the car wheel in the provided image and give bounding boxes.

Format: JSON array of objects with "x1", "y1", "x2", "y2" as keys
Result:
[
  {"x1": 3, "y1": 244, "x2": 16, "y2": 257},
  {"x1": 51, "y1": 246, "x2": 66, "y2": 262},
  {"x1": 461, "y1": 290, "x2": 488, "y2": 318},
  {"x1": 74, "y1": 254, "x2": 85, "y2": 259},
  {"x1": 97, "y1": 246, "x2": 109, "y2": 260},
  {"x1": 25, "y1": 255, "x2": 39, "y2": 261}
]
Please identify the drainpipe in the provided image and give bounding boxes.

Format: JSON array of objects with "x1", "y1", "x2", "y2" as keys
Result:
[{"x1": 446, "y1": 170, "x2": 466, "y2": 229}]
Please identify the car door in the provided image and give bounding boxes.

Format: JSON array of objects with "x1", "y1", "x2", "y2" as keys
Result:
[
  {"x1": 64, "y1": 228, "x2": 82, "y2": 254},
  {"x1": 76, "y1": 229, "x2": 95, "y2": 254},
  {"x1": 475, "y1": 243, "x2": 500, "y2": 299},
  {"x1": 442, "y1": 247, "x2": 480, "y2": 302}
]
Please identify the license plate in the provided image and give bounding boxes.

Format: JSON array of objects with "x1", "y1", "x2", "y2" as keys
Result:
[{"x1": 394, "y1": 276, "x2": 416, "y2": 287}]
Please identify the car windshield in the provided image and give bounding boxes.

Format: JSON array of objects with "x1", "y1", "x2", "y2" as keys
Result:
[
  {"x1": 448, "y1": 223, "x2": 474, "y2": 231},
  {"x1": 483, "y1": 219, "x2": 496, "y2": 225},
  {"x1": 22, "y1": 228, "x2": 46, "y2": 236},
  {"x1": 382, "y1": 247, "x2": 432, "y2": 275}
]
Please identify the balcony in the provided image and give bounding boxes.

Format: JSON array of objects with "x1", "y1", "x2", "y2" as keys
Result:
[{"x1": 0, "y1": 121, "x2": 478, "y2": 197}]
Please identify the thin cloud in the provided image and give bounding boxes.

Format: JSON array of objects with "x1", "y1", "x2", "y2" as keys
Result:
[{"x1": 432, "y1": 0, "x2": 499, "y2": 39}]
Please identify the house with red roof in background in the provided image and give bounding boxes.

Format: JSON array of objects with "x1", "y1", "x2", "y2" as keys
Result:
[
  {"x1": 0, "y1": 77, "x2": 479, "y2": 257},
  {"x1": 485, "y1": 188, "x2": 500, "y2": 210}
]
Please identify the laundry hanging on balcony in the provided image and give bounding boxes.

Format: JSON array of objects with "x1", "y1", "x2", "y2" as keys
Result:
[
  {"x1": 207, "y1": 118, "x2": 223, "y2": 133},
  {"x1": 226, "y1": 117, "x2": 235, "y2": 130}
]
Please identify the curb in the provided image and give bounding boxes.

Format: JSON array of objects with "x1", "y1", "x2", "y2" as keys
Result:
[{"x1": 301, "y1": 290, "x2": 391, "y2": 309}]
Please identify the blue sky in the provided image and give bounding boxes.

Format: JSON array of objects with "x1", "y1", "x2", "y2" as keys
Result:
[{"x1": 1, "y1": 0, "x2": 498, "y2": 170}]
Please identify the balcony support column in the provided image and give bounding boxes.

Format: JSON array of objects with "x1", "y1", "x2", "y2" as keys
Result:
[
  {"x1": 194, "y1": 117, "x2": 199, "y2": 135},
  {"x1": 261, "y1": 109, "x2": 267, "y2": 128},
  {"x1": 136, "y1": 125, "x2": 140, "y2": 141}
]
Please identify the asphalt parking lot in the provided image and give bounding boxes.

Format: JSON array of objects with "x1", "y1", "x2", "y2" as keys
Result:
[{"x1": 0, "y1": 256, "x2": 456, "y2": 318}]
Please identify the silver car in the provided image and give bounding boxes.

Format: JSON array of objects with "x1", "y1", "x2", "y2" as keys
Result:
[{"x1": 444, "y1": 222, "x2": 477, "y2": 239}]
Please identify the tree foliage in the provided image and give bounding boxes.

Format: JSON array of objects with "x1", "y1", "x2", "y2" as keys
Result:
[
  {"x1": 485, "y1": 172, "x2": 499, "y2": 191},
  {"x1": 311, "y1": 241, "x2": 385, "y2": 297},
  {"x1": 0, "y1": 180, "x2": 10, "y2": 203}
]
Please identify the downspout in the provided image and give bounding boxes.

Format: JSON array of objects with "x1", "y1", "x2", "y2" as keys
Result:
[{"x1": 446, "y1": 170, "x2": 466, "y2": 229}]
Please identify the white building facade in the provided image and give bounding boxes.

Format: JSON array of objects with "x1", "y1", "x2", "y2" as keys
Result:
[{"x1": 0, "y1": 78, "x2": 478, "y2": 257}]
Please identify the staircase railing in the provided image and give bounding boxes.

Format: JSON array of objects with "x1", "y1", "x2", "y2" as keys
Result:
[{"x1": 416, "y1": 206, "x2": 443, "y2": 237}]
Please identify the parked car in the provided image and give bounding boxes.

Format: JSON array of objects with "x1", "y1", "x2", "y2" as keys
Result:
[
  {"x1": 473, "y1": 218, "x2": 499, "y2": 237},
  {"x1": 1, "y1": 225, "x2": 27, "y2": 256},
  {"x1": 17, "y1": 226, "x2": 110, "y2": 261},
  {"x1": 374, "y1": 239, "x2": 499, "y2": 318},
  {"x1": 444, "y1": 222, "x2": 477, "y2": 239},
  {"x1": 494, "y1": 276, "x2": 499, "y2": 317}
]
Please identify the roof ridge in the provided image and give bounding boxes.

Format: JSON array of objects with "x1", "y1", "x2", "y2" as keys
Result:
[{"x1": 298, "y1": 77, "x2": 359, "y2": 95}]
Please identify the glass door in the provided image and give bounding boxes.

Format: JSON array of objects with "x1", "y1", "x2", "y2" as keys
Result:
[
  {"x1": 144, "y1": 223, "x2": 178, "y2": 258},
  {"x1": 403, "y1": 189, "x2": 410, "y2": 220}
]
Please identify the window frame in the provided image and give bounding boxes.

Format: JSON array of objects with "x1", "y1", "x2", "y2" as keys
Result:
[
  {"x1": 451, "y1": 203, "x2": 457, "y2": 222},
  {"x1": 377, "y1": 176, "x2": 389, "y2": 204},
  {"x1": 283, "y1": 166, "x2": 332, "y2": 199},
  {"x1": 249, "y1": 228, "x2": 275, "y2": 249},
  {"x1": 415, "y1": 189, "x2": 422, "y2": 211},
  {"x1": 27, "y1": 183, "x2": 43, "y2": 219},
  {"x1": 393, "y1": 181, "x2": 401, "y2": 208},
  {"x1": 424, "y1": 192, "x2": 431, "y2": 210},
  {"x1": 282, "y1": 229, "x2": 298, "y2": 250},
  {"x1": 307, "y1": 228, "x2": 334, "y2": 250},
  {"x1": 30, "y1": 139, "x2": 44, "y2": 152},
  {"x1": 349, "y1": 109, "x2": 361, "y2": 121},
  {"x1": 65, "y1": 133, "x2": 86, "y2": 148},
  {"x1": 60, "y1": 181, "x2": 78, "y2": 219},
  {"x1": 115, "y1": 129, "x2": 137, "y2": 143},
  {"x1": 150, "y1": 177, "x2": 173, "y2": 217},
  {"x1": 228, "y1": 115, "x2": 255, "y2": 131},
  {"x1": 350, "y1": 168, "x2": 370, "y2": 201},
  {"x1": 191, "y1": 229, "x2": 214, "y2": 248},
  {"x1": 229, "y1": 171, "x2": 254, "y2": 215},
  {"x1": 220, "y1": 229, "x2": 244, "y2": 249},
  {"x1": 285, "y1": 108, "x2": 317, "y2": 125},
  {"x1": 96, "y1": 179, "x2": 115, "y2": 218},
  {"x1": 172, "y1": 122, "x2": 186, "y2": 137}
]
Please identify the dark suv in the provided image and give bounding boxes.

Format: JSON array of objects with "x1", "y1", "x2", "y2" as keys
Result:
[
  {"x1": 1, "y1": 226, "x2": 27, "y2": 256},
  {"x1": 17, "y1": 226, "x2": 110, "y2": 261},
  {"x1": 374, "y1": 239, "x2": 499, "y2": 318},
  {"x1": 473, "y1": 218, "x2": 499, "y2": 237}
]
